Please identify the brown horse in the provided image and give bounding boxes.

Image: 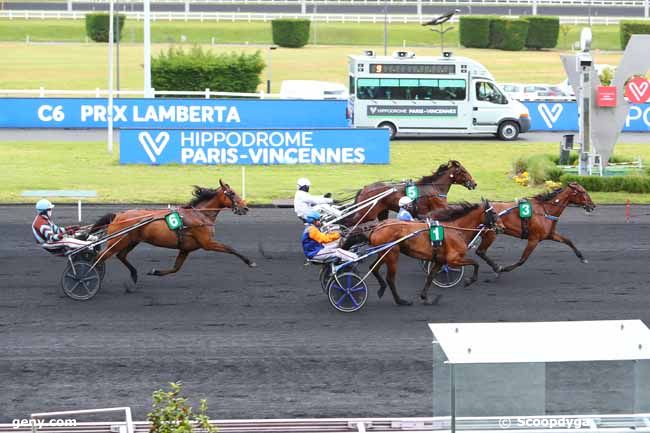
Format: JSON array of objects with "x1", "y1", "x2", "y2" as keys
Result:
[
  {"x1": 345, "y1": 160, "x2": 478, "y2": 225},
  {"x1": 475, "y1": 182, "x2": 595, "y2": 274},
  {"x1": 90, "y1": 179, "x2": 256, "y2": 287},
  {"x1": 368, "y1": 200, "x2": 498, "y2": 306}
]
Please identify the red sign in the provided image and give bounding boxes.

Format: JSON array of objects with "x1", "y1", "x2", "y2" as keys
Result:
[
  {"x1": 625, "y1": 77, "x2": 650, "y2": 104},
  {"x1": 597, "y1": 86, "x2": 617, "y2": 107}
]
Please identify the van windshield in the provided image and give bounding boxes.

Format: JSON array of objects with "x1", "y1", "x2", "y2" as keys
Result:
[
  {"x1": 356, "y1": 78, "x2": 466, "y2": 101},
  {"x1": 476, "y1": 81, "x2": 508, "y2": 104}
]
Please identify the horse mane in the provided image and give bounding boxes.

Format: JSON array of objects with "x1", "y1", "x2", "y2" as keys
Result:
[
  {"x1": 430, "y1": 201, "x2": 479, "y2": 221},
  {"x1": 419, "y1": 160, "x2": 459, "y2": 184},
  {"x1": 533, "y1": 187, "x2": 564, "y2": 202},
  {"x1": 188, "y1": 185, "x2": 221, "y2": 207}
]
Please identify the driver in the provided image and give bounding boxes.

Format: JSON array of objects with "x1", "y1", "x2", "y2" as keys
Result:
[
  {"x1": 293, "y1": 177, "x2": 341, "y2": 221},
  {"x1": 31, "y1": 199, "x2": 92, "y2": 254},
  {"x1": 397, "y1": 196, "x2": 415, "y2": 221},
  {"x1": 302, "y1": 210, "x2": 358, "y2": 263}
]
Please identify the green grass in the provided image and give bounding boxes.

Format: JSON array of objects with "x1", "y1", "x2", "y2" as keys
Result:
[
  {"x1": 0, "y1": 19, "x2": 623, "y2": 50},
  {"x1": 2, "y1": 140, "x2": 649, "y2": 204},
  {"x1": 0, "y1": 41, "x2": 625, "y2": 91}
]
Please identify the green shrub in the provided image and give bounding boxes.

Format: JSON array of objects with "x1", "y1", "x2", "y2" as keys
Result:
[
  {"x1": 526, "y1": 154, "x2": 557, "y2": 184},
  {"x1": 459, "y1": 16, "x2": 491, "y2": 48},
  {"x1": 489, "y1": 18, "x2": 508, "y2": 49},
  {"x1": 489, "y1": 18, "x2": 529, "y2": 51},
  {"x1": 524, "y1": 16, "x2": 559, "y2": 49},
  {"x1": 513, "y1": 156, "x2": 527, "y2": 174},
  {"x1": 85, "y1": 13, "x2": 126, "y2": 43},
  {"x1": 152, "y1": 46, "x2": 265, "y2": 94},
  {"x1": 148, "y1": 382, "x2": 217, "y2": 433},
  {"x1": 620, "y1": 20, "x2": 650, "y2": 49},
  {"x1": 561, "y1": 174, "x2": 650, "y2": 193},
  {"x1": 271, "y1": 19, "x2": 310, "y2": 48}
]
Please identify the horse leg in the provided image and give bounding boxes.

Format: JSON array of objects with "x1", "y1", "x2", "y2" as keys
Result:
[
  {"x1": 116, "y1": 241, "x2": 140, "y2": 284},
  {"x1": 549, "y1": 232, "x2": 588, "y2": 264},
  {"x1": 384, "y1": 249, "x2": 412, "y2": 306},
  {"x1": 420, "y1": 261, "x2": 443, "y2": 305},
  {"x1": 370, "y1": 256, "x2": 388, "y2": 299},
  {"x1": 148, "y1": 250, "x2": 189, "y2": 277},
  {"x1": 197, "y1": 237, "x2": 257, "y2": 268},
  {"x1": 500, "y1": 239, "x2": 541, "y2": 272},
  {"x1": 457, "y1": 258, "x2": 480, "y2": 287},
  {"x1": 475, "y1": 232, "x2": 503, "y2": 273}
]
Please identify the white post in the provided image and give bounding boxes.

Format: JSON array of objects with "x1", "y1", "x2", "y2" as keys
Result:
[
  {"x1": 77, "y1": 200, "x2": 82, "y2": 222},
  {"x1": 143, "y1": 0, "x2": 153, "y2": 98},
  {"x1": 646, "y1": 0, "x2": 649, "y2": 18},
  {"x1": 241, "y1": 167, "x2": 246, "y2": 200},
  {"x1": 301, "y1": 0, "x2": 306, "y2": 15},
  {"x1": 107, "y1": 0, "x2": 114, "y2": 153},
  {"x1": 532, "y1": 0, "x2": 537, "y2": 15},
  {"x1": 185, "y1": 0, "x2": 190, "y2": 13},
  {"x1": 416, "y1": 0, "x2": 422, "y2": 21},
  {"x1": 67, "y1": 0, "x2": 72, "y2": 12}
]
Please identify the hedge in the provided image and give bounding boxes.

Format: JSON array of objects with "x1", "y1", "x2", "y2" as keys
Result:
[
  {"x1": 561, "y1": 174, "x2": 650, "y2": 194},
  {"x1": 85, "y1": 13, "x2": 126, "y2": 43},
  {"x1": 487, "y1": 18, "x2": 529, "y2": 51},
  {"x1": 271, "y1": 19, "x2": 310, "y2": 48},
  {"x1": 459, "y1": 16, "x2": 491, "y2": 48},
  {"x1": 524, "y1": 16, "x2": 559, "y2": 49},
  {"x1": 151, "y1": 46, "x2": 265, "y2": 94},
  {"x1": 620, "y1": 20, "x2": 650, "y2": 49}
]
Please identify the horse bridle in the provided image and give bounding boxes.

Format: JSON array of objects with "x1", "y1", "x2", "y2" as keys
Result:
[{"x1": 223, "y1": 187, "x2": 242, "y2": 213}]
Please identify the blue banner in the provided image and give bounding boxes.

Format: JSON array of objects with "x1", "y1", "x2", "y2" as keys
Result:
[
  {"x1": 119, "y1": 128, "x2": 390, "y2": 165},
  {"x1": 0, "y1": 98, "x2": 348, "y2": 129},
  {"x1": 524, "y1": 101, "x2": 650, "y2": 132}
]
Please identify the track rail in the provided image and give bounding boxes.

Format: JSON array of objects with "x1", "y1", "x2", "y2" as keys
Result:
[{"x1": 3, "y1": 414, "x2": 650, "y2": 433}]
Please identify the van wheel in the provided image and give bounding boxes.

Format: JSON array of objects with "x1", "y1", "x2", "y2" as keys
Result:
[
  {"x1": 497, "y1": 121, "x2": 520, "y2": 141},
  {"x1": 378, "y1": 122, "x2": 397, "y2": 140}
]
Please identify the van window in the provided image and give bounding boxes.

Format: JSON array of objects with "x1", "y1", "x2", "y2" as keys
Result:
[
  {"x1": 357, "y1": 77, "x2": 466, "y2": 101},
  {"x1": 476, "y1": 82, "x2": 507, "y2": 104}
]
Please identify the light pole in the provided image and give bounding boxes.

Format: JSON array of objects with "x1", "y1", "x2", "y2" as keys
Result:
[
  {"x1": 107, "y1": 0, "x2": 114, "y2": 153},
  {"x1": 267, "y1": 45, "x2": 277, "y2": 94},
  {"x1": 143, "y1": 0, "x2": 153, "y2": 98},
  {"x1": 422, "y1": 9, "x2": 460, "y2": 55}
]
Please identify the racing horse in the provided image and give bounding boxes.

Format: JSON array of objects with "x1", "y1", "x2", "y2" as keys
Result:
[
  {"x1": 368, "y1": 200, "x2": 499, "y2": 306},
  {"x1": 475, "y1": 182, "x2": 595, "y2": 274},
  {"x1": 344, "y1": 160, "x2": 477, "y2": 226},
  {"x1": 90, "y1": 179, "x2": 256, "y2": 287}
]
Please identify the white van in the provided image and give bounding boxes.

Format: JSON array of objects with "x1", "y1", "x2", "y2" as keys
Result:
[
  {"x1": 280, "y1": 80, "x2": 348, "y2": 100},
  {"x1": 348, "y1": 50, "x2": 531, "y2": 140}
]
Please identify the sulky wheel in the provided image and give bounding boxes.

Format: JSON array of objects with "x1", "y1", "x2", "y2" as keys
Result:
[
  {"x1": 319, "y1": 265, "x2": 333, "y2": 294},
  {"x1": 327, "y1": 272, "x2": 368, "y2": 313},
  {"x1": 73, "y1": 251, "x2": 105, "y2": 281},
  {"x1": 432, "y1": 264, "x2": 465, "y2": 289},
  {"x1": 61, "y1": 260, "x2": 102, "y2": 301}
]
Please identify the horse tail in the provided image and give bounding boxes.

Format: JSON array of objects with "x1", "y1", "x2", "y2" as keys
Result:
[{"x1": 90, "y1": 213, "x2": 116, "y2": 233}]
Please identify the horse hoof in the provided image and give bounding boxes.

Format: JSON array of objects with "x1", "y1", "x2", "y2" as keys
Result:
[
  {"x1": 124, "y1": 280, "x2": 137, "y2": 293},
  {"x1": 248, "y1": 262, "x2": 257, "y2": 268},
  {"x1": 463, "y1": 279, "x2": 474, "y2": 287},
  {"x1": 581, "y1": 258, "x2": 588, "y2": 264},
  {"x1": 423, "y1": 294, "x2": 442, "y2": 305},
  {"x1": 496, "y1": 265, "x2": 503, "y2": 273},
  {"x1": 396, "y1": 298, "x2": 412, "y2": 306},
  {"x1": 147, "y1": 269, "x2": 158, "y2": 276},
  {"x1": 377, "y1": 287, "x2": 386, "y2": 298}
]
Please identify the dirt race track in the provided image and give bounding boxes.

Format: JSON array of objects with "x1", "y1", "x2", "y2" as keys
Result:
[{"x1": 1, "y1": 204, "x2": 649, "y2": 422}]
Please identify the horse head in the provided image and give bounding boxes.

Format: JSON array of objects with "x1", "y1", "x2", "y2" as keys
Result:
[
  {"x1": 440, "y1": 160, "x2": 477, "y2": 190},
  {"x1": 566, "y1": 182, "x2": 596, "y2": 212},
  {"x1": 482, "y1": 198, "x2": 504, "y2": 234},
  {"x1": 219, "y1": 179, "x2": 249, "y2": 215}
]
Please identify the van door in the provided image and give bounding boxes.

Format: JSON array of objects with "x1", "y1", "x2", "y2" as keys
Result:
[{"x1": 472, "y1": 80, "x2": 509, "y2": 134}]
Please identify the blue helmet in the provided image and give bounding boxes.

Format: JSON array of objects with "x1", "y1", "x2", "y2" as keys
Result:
[
  {"x1": 35, "y1": 199, "x2": 54, "y2": 213},
  {"x1": 305, "y1": 210, "x2": 321, "y2": 224}
]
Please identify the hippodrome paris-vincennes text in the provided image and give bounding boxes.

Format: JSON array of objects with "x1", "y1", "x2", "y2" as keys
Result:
[{"x1": 177, "y1": 131, "x2": 366, "y2": 164}]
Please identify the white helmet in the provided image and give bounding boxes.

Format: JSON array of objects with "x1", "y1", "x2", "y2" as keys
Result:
[
  {"x1": 398, "y1": 196, "x2": 413, "y2": 207},
  {"x1": 297, "y1": 177, "x2": 311, "y2": 188}
]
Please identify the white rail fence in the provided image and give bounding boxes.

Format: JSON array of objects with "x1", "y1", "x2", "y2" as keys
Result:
[
  {"x1": 1, "y1": 10, "x2": 646, "y2": 23},
  {"x1": 0, "y1": 88, "x2": 283, "y2": 98},
  {"x1": 8, "y1": 0, "x2": 650, "y2": 5},
  {"x1": 2, "y1": 412, "x2": 650, "y2": 433}
]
